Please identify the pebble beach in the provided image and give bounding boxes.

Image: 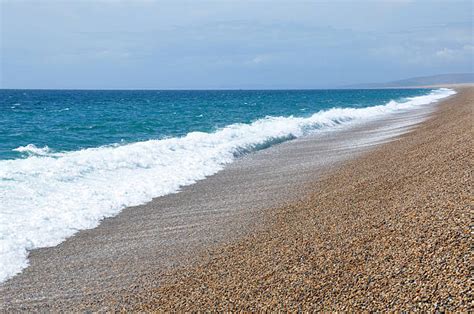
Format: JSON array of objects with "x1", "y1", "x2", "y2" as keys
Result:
[
  {"x1": 0, "y1": 87, "x2": 471, "y2": 311},
  {"x1": 112, "y1": 86, "x2": 472, "y2": 311}
]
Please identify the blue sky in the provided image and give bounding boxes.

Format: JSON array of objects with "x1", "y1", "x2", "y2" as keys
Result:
[{"x1": 1, "y1": 0, "x2": 472, "y2": 89}]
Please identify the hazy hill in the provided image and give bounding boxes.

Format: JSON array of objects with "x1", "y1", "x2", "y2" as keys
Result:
[{"x1": 344, "y1": 73, "x2": 474, "y2": 89}]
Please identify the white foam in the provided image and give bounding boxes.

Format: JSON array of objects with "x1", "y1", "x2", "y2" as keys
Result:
[
  {"x1": 0, "y1": 88, "x2": 455, "y2": 283},
  {"x1": 12, "y1": 144, "x2": 52, "y2": 156}
]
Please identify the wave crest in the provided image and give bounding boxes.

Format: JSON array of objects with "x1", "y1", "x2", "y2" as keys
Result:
[{"x1": 12, "y1": 144, "x2": 52, "y2": 156}]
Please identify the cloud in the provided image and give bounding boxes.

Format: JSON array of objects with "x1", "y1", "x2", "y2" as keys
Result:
[
  {"x1": 435, "y1": 48, "x2": 456, "y2": 59},
  {"x1": 245, "y1": 54, "x2": 273, "y2": 65},
  {"x1": 435, "y1": 45, "x2": 474, "y2": 61},
  {"x1": 1, "y1": 0, "x2": 473, "y2": 88}
]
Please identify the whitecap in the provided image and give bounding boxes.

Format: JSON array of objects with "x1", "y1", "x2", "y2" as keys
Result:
[{"x1": 12, "y1": 144, "x2": 52, "y2": 156}]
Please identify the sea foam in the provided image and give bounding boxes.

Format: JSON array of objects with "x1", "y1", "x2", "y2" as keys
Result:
[
  {"x1": 0, "y1": 88, "x2": 455, "y2": 283},
  {"x1": 12, "y1": 144, "x2": 52, "y2": 156}
]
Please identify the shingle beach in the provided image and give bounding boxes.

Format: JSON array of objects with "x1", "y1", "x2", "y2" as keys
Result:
[
  {"x1": 1, "y1": 87, "x2": 471, "y2": 311},
  {"x1": 118, "y1": 86, "x2": 472, "y2": 311}
]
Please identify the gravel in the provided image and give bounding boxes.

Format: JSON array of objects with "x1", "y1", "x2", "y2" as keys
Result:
[
  {"x1": 109, "y1": 87, "x2": 472, "y2": 311},
  {"x1": 1, "y1": 87, "x2": 470, "y2": 311}
]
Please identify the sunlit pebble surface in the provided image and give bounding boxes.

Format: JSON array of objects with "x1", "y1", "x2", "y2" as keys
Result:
[{"x1": 108, "y1": 88, "x2": 471, "y2": 311}]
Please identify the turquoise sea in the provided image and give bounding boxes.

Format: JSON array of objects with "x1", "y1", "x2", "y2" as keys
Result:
[{"x1": 1, "y1": 89, "x2": 432, "y2": 160}]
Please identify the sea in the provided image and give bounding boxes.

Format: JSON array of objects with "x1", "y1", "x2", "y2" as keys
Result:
[{"x1": 0, "y1": 87, "x2": 455, "y2": 282}]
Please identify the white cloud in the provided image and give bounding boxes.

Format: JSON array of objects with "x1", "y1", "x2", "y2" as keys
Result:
[
  {"x1": 435, "y1": 45, "x2": 473, "y2": 61},
  {"x1": 435, "y1": 48, "x2": 456, "y2": 59},
  {"x1": 245, "y1": 54, "x2": 273, "y2": 65}
]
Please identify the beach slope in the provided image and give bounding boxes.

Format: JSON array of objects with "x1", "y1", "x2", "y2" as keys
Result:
[
  {"x1": 0, "y1": 88, "x2": 470, "y2": 311},
  {"x1": 118, "y1": 87, "x2": 472, "y2": 311}
]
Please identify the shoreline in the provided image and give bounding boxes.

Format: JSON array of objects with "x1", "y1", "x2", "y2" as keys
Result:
[
  {"x1": 0, "y1": 87, "x2": 469, "y2": 310},
  {"x1": 0, "y1": 88, "x2": 451, "y2": 285},
  {"x1": 112, "y1": 86, "x2": 471, "y2": 310}
]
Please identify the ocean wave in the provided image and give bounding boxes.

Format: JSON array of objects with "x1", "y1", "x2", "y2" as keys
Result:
[
  {"x1": 0, "y1": 88, "x2": 456, "y2": 283},
  {"x1": 12, "y1": 144, "x2": 52, "y2": 156}
]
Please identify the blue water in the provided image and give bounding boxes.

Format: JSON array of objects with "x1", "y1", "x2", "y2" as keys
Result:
[
  {"x1": 1, "y1": 87, "x2": 456, "y2": 283},
  {"x1": 0, "y1": 89, "x2": 430, "y2": 160}
]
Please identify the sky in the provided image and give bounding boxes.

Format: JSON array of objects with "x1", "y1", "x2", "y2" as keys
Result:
[{"x1": 1, "y1": 0, "x2": 473, "y2": 89}]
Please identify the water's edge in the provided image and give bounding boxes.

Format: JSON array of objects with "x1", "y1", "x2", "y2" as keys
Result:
[{"x1": 0, "y1": 88, "x2": 456, "y2": 283}]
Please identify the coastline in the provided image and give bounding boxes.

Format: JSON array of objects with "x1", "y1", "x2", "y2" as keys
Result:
[
  {"x1": 115, "y1": 86, "x2": 471, "y2": 311},
  {"x1": 0, "y1": 87, "x2": 470, "y2": 310}
]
